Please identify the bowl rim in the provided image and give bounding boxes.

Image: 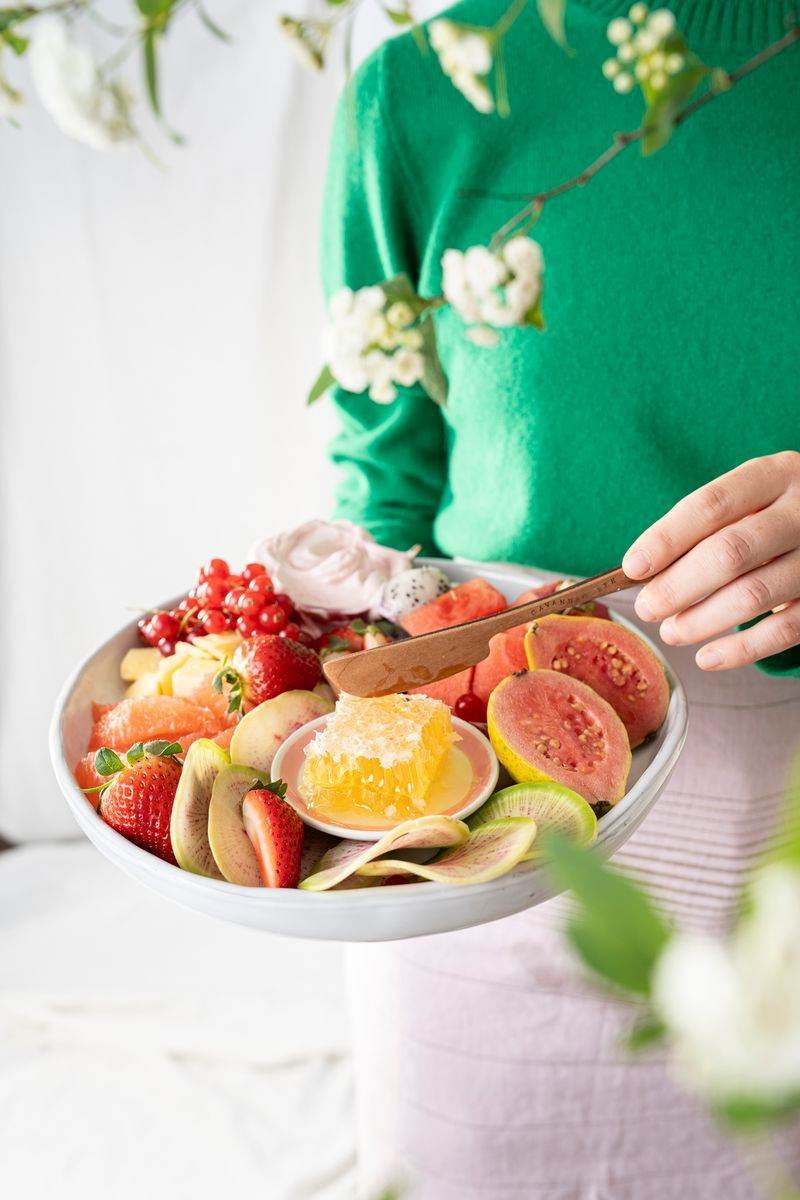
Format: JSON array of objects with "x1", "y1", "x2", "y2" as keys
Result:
[{"x1": 49, "y1": 559, "x2": 688, "y2": 909}]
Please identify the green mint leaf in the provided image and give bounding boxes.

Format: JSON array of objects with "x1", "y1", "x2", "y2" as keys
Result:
[
  {"x1": 349, "y1": 619, "x2": 368, "y2": 634},
  {"x1": 544, "y1": 832, "x2": 671, "y2": 995},
  {"x1": 94, "y1": 748, "x2": 125, "y2": 777},
  {"x1": 143, "y1": 739, "x2": 182, "y2": 757},
  {"x1": 126, "y1": 742, "x2": 145, "y2": 764}
]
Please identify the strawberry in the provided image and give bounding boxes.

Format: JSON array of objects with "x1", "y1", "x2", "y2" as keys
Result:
[
  {"x1": 93, "y1": 740, "x2": 183, "y2": 864},
  {"x1": 214, "y1": 633, "x2": 321, "y2": 714},
  {"x1": 242, "y1": 787, "x2": 304, "y2": 888},
  {"x1": 319, "y1": 624, "x2": 364, "y2": 653}
]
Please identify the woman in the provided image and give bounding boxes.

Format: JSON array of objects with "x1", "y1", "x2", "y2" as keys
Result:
[{"x1": 322, "y1": 1, "x2": 800, "y2": 1195}]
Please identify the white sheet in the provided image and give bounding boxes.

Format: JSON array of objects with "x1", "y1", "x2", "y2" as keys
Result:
[{"x1": 0, "y1": 842, "x2": 354, "y2": 1198}]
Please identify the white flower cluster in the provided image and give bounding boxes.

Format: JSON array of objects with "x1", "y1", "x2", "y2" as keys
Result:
[
  {"x1": 429, "y1": 19, "x2": 494, "y2": 114},
  {"x1": 441, "y1": 237, "x2": 544, "y2": 346},
  {"x1": 653, "y1": 864, "x2": 800, "y2": 1106},
  {"x1": 603, "y1": 5, "x2": 685, "y2": 94},
  {"x1": 324, "y1": 287, "x2": 425, "y2": 404},
  {"x1": 30, "y1": 17, "x2": 134, "y2": 150}
]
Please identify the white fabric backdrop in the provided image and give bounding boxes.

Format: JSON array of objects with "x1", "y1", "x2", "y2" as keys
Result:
[{"x1": 0, "y1": 2, "x2": 355, "y2": 840}]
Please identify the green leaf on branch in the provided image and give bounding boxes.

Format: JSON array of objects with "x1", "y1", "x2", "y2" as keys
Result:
[
  {"x1": 642, "y1": 37, "x2": 709, "y2": 155},
  {"x1": 536, "y1": 0, "x2": 569, "y2": 50},
  {"x1": 307, "y1": 364, "x2": 335, "y2": 405},
  {"x1": 418, "y1": 311, "x2": 448, "y2": 406},
  {"x1": 712, "y1": 1090, "x2": 800, "y2": 1130},
  {"x1": 383, "y1": 4, "x2": 414, "y2": 25},
  {"x1": 144, "y1": 29, "x2": 160, "y2": 113},
  {"x1": 625, "y1": 1012, "x2": 667, "y2": 1052},
  {"x1": 142, "y1": 26, "x2": 184, "y2": 143},
  {"x1": 0, "y1": 8, "x2": 30, "y2": 33},
  {"x1": 195, "y1": 1, "x2": 231, "y2": 41},
  {"x1": 544, "y1": 832, "x2": 672, "y2": 995},
  {"x1": 1, "y1": 27, "x2": 26, "y2": 53}
]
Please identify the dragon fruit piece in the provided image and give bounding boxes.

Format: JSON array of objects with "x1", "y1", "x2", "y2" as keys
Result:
[{"x1": 379, "y1": 566, "x2": 451, "y2": 623}]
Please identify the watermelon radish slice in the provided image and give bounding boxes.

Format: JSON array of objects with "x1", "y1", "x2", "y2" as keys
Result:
[
  {"x1": 468, "y1": 781, "x2": 597, "y2": 860},
  {"x1": 298, "y1": 815, "x2": 469, "y2": 892},
  {"x1": 525, "y1": 615, "x2": 669, "y2": 748},
  {"x1": 357, "y1": 817, "x2": 536, "y2": 884},
  {"x1": 488, "y1": 670, "x2": 631, "y2": 806}
]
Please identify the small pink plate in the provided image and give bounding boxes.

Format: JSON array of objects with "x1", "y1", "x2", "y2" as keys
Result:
[{"x1": 271, "y1": 715, "x2": 500, "y2": 842}]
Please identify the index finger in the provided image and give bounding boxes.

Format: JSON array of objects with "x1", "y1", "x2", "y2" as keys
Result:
[{"x1": 622, "y1": 457, "x2": 784, "y2": 580}]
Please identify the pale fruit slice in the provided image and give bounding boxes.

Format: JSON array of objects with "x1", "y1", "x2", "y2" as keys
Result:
[
  {"x1": 230, "y1": 689, "x2": 334, "y2": 774},
  {"x1": 207, "y1": 764, "x2": 267, "y2": 886},
  {"x1": 125, "y1": 673, "x2": 161, "y2": 699},
  {"x1": 358, "y1": 817, "x2": 536, "y2": 884},
  {"x1": 313, "y1": 681, "x2": 336, "y2": 707},
  {"x1": 188, "y1": 631, "x2": 242, "y2": 660},
  {"x1": 299, "y1": 815, "x2": 468, "y2": 892},
  {"x1": 299, "y1": 827, "x2": 337, "y2": 882},
  {"x1": 120, "y1": 647, "x2": 162, "y2": 682},
  {"x1": 156, "y1": 642, "x2": 195, "y2": 695},
  {"x1": 170, "y1": 739, "x2": 230, "y2": 877},
  {"x1": 468, "y1": 781, "x2": 597, "y2": 860}
]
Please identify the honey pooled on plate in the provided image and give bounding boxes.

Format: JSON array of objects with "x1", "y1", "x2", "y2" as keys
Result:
[{"x1": 302, "y1": 693, "x2": 457, "y2": 821}]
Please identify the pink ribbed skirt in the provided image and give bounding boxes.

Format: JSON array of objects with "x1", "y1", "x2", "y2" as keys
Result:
[{"x1": 347, "y1": 581, "x2": 800, "y2": 1199}]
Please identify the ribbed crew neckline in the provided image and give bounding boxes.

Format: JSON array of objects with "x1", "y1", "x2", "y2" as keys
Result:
[{"x1": 571, "y1": 0, "x2": 795, "y2": 48}]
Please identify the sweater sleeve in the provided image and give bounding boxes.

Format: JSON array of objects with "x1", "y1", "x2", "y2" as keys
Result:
[{"x1": 320, "y1": 48, "x2": 447, "y2": 557}]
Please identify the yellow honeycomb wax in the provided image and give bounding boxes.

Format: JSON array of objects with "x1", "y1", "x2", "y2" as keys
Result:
[{"x1": 302, "y1": 693, "x2": 456, "y2": 821}]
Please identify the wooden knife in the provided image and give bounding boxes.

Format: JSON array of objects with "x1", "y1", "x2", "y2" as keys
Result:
[{"x1": 323, "y1": 565, "x2": 634, "y2": 698}]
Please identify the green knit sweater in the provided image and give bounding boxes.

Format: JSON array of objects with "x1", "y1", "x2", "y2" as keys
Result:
[{"x1": 321, "y1": 0, "x2": 800, "y2": 672}]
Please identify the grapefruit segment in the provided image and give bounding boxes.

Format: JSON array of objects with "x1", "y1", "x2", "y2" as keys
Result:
[
  {"x1": 487, "y1": 670, "x2": 631, "y2": 806},
  {"x1": 88, "y1": 695, "x2": 221, "y2": 751},
  {"x1": 525, "y1": 615, "x2": 669, "y2": 748}
]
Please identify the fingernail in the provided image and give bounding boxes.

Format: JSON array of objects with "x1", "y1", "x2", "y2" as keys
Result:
[
  {"x1": 697, "y1": 647, "x2": 722, "y2": 670},
  {"x1": 623, "y1": 548, "x2": 653, "y2": 579},
  {"x1": 660, "y1": 618, "x2": 677, "y2": 644},
  {"x1": 635, "y1": 594, "x2": 655, "y2": 622}
]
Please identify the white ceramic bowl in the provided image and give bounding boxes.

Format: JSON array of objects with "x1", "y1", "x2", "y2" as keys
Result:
[{"x1": 50, "y1": 560, "x2": 688, "y2": 942}]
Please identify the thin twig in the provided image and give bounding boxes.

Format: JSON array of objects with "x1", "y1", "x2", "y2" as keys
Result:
[{"x1": 460, "y1": 22, "x2": 800, "y2": 248}]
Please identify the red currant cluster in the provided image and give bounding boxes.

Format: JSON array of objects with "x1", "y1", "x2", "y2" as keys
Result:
[{"x1": 138, "y1": 558, "x2": 312, "y2": 656}]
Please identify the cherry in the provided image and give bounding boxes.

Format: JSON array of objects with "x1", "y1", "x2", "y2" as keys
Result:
[
  {"x1": 150, "y1": 611, "x2": 180, "y2": 642},
  {"x1": 454, "y1": 692, "x2": 487, "y2": 723},
  {"x1": 239, "y1": 591, "x2": 264, "y2": 617},
  {"x1": 157, "y1": 637, "x2": 177, "y2": 657},
  {"x1": 259, "y1": 603, "x2": 287, "y2": 632},
  {"x1": 196, "y1": 577, "x2": 229, "y2": 609},
  {"x1": 280, "y1": 621, "x2": 302, "y2": 641},
  {"x1": 237, "y1": 614, "x2": 261, "y2": 638},
  {"x1": 202, "y1": 558, "x2": 229, "y2": 579},
  {"x1": 137, "y1": 616, "x2": 156, "y2": 645},
  {"x1": 273, "y1": 592, "x2": 294, "y2": 617},
  {"x1": 201, "y1": 609, "x2": 229, "y2": 635},
  {"x1": 242, "y1": 562, "x2": 267, "y2": 582},
  {"x1": 224, "y1": 587, "x2": 247, "y2": 614},
  {"x1": 247, "y1": 575, "x2": 274, "y2": 597}
]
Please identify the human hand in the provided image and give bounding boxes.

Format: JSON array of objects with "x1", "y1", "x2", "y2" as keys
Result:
[{"x1": 622, "y1": 453, "x2": 800, "y2": 671}]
